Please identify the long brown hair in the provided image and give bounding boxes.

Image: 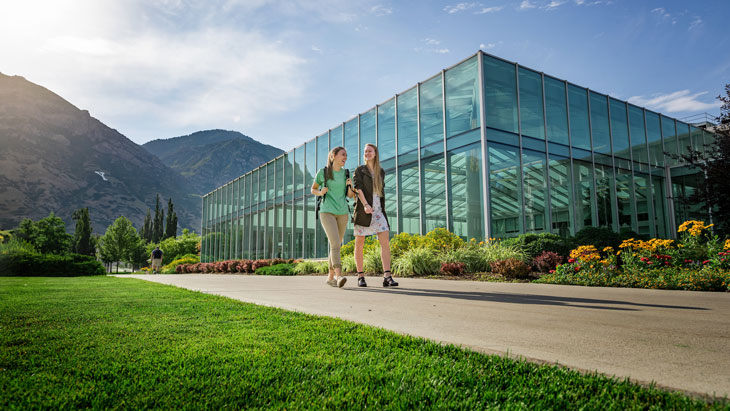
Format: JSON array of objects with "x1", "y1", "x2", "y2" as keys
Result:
[
  {"x1": 364, "y1": 143, "x2": 383, "y2": 196},
  {"x1": 325, "y1": 146, "x2": 346, "y2": 182}
]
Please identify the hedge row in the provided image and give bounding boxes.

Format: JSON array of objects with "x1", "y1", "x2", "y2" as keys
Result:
[
  {"x1": 176, "y1": 258, "x2": 300, "y2": 274},
  {"x1": 0, "y1": 251, "x2": 105, "y2": 277}
]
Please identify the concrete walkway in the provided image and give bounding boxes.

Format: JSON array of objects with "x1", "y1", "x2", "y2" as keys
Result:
[{"x1": 116, "y1": 274, "x2": 730, "y2": 398}]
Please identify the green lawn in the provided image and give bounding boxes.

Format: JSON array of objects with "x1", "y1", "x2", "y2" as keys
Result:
[{"x1": 0, "y1": 277, "x2": 726, "y2": 410}]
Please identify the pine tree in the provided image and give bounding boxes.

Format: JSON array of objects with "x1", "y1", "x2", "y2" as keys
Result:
[
  {"x1": 72, "y1": 207, "x2": 94, "y2": 256},
  {"x1": 152, "y1": 194, "x2": 164, "y2": 243},
  {"x1": 141, "y1": 209, "x2": 152, "y2": 243},
  {"x1": 165, "y1": 198, "x2": 177, "y2": 239}
]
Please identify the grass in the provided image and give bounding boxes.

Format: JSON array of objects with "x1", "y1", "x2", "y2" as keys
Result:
[{"x1": 1, "y1": 277, "x2": 726, "y2": 410}]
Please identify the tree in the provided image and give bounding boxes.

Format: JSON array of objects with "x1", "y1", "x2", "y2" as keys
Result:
[
  {"x1": 672, "y1": 84, "x2": 730, "y2": 236},
  {"x1": 72, "y1": 208, "x2": 94, "y2": 256},
  {"x1": 165, "y1": 198, "x2": 177, "y2": 239},
  {"x1": 15, "y1": 212, "x2": 72, "y2": 254},
  {"x1": 127, "y1": 236, "x2": 149, "y2": 271},
  {"x1": 141, "y1": 209, "x2": 153, "y2": 243},
  {"x1": 152, "y1": 194, "x2": 164, "y2": 243},
  {"x1": 99, "y1": 216, "x2": 137, "y2": 273}
]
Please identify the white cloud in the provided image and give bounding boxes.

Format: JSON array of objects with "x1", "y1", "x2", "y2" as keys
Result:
[
  {"x1": 370, "y1": 4, "x2": 392, "y2": 16},
  {"x1": 543, "y1": 1, "x2": 566, "y2": 10},
  {"x1": 628, "y1": 90, "x2": 721, "y2": 114},
  {"x1": 424, "y1": 38, "x2": 441, "y2": 45},
  {"x1": 476, "y1": 6, "x2": 504, "y2": 14},
  {"x1": 311, "y1": 45, "x2": 322, "y2": 53},
  {"x1": 651, "y1": 7, "x2": 670, "y2": 18},
  {"x1": 520, "y1": 1, "x2": 536, "y2": 10},
  {"x1": 444, "y1": 2, "x2": 479, "y2": 14},
  {"x1": 480, "y1": 41, "x2": 502, "y2": 50},
  {"x1": 689, "y1": 16, "x2": 702, "y2": 30}
]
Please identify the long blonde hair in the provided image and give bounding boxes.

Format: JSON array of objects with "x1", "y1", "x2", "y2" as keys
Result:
[
  {"x1": 325, "y1": 146, "x2": 346, "y2": 182},
  {"x1": 364, "y1": 143, "x2": 383, "y2": 196}
]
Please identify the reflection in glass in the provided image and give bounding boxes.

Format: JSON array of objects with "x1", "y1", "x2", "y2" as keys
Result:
[
  {"x1": 398, "y1": 162, "x2": 420, "y2": 234},
  {"x1": 545, "y1": 77, "x2": 569, "y2": 146},
  {"x1": 450, "y1": 142, "x2": 484, "y2": 239},
  {"x1": 489, "y1": 143, "x2": 522, "y2": 237},
  {"x1": 519, "y1": 68, "x2": 544, "y2": 140},
  {"x1": 422, "y1": 154, "x2": 447, "y2": 232},
  {"x1": 378, "y1": 99, "x2": 396, "y2": 160},
  {"x1": 609, "y1": 98, "x2": 630, "y2": 159},
  {"x1": 522, "y1": 150, "x2": 547, "y2": 233},
  {"x1": 590, "y1": 92, "x2": 610, "y2": 154},
  {"x1": 398, "y1": 87, "x2": 418, "y2": 155},
  {"x1": 548, "y1": 156, "x2": 573, "y2": 237},
  {"x1": 420, "y1": 75, "x2": 444, "y2": 147},
  {"x1": 573, "y1": 160, "x2": 595, "y2": 231},
  {"x1": 446, "y1": 56, "x2": 480, "y2": 137}
]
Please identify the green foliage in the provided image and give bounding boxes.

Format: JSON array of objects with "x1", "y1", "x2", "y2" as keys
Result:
[
  {"x1": 441, "y1": 247, "x2": 486, "y2": 273},
  {"x1": 1, "y1": 277, "x2": 715, "y2": 410},
  {"x1": 574, "y1": 227, "x2": 621, "y2": 251},
  {"x1": 490, "y1": 258, "x2": 531, "y2": 280},
  {"x1": 99, "y1": 216, "x2": 138, "y2": 272},
  {"x1": 363, "y1": 247, "x2": 383, "y2": 274},
  {"x1": 72, "y1": 208, "x2": 95, "y2": 256},
  {"x1": 507, "y1": 233, "x2": 573, "y2": 260},
  {"x1": 153, "y1": 194, "x2": 164, "y2": 243},
  {"x1": 292, "y1": 260, "x2": 329, "y2": 275},
  {"x1": 15, "y1": 212, "x2": 72, "y2": 255},
  {"x1": 480, "y1": 241, "x2": 527, "y2": 270},
  {"x1": 341, "y1": 254, "x2": 357, "y2": 274},
  {"x1": 161, "y1": 254, "x2": 200, "y2": 274},
  {"x1": 255, "y1": 263, "x2": 295, "y2": 276},
  {"x1": 423, "y1": 227, "x2": 465, "y2": 253},
  {"x1": 165, "y1": 198, "x2": 177, "y2": 239},
  {"x1": 340, "y1": 236, "x2": 378, "y2": 259},
  {"x1": 0, "y1": 252, "x2": 104, "y2": 276},
  {"x1": 0, "y1": 237, "x2": 38, "y2": 255},
  {"x1": 148, "y1": 230, "x2": 201, "y2": 264},
  {"x1": 392, "y1": 247, "x2": 441, "y2": 277},
  {"x1": 390, "y1": 232, "x2": 423, "y2": 258}
]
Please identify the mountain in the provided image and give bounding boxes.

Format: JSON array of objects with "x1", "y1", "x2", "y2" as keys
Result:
[
  {"x1": 0, "y1": 73, "x2": 200, "y2": 234},
  {"x1": 142, "y1": 130, "x2": 284, "y2": 194}
]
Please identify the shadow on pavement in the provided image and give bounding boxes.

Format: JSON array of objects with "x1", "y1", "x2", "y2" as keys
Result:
[{"x1": 349, "y1": 287, "x2": 709, "y2": 311}]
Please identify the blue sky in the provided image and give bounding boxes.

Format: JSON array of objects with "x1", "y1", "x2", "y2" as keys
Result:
[{"x1": 1, "y1": 0, "x2": 728, "y2": 150}]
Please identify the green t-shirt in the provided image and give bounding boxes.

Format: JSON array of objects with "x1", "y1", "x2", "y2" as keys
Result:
[{"x1": 315, "y1": 168, "x2": 349, "y2": 216}]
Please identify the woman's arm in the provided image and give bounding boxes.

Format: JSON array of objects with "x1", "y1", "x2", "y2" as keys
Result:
[{"x1": 311, "y1": 182, "x2": 328, "y2": 196}]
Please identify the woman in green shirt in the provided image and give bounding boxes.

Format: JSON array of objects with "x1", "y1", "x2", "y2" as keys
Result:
[{"x1": 311, "y1": 147, "x2": 355, "y2": 287}]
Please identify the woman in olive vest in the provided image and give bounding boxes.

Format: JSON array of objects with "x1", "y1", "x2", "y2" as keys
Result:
[
  {"x1": 352, "y1": 143, "x2": 398, "y2": 287},
  {"x1": 311, "y1": 147, "x2": 355, "y2": 288}
]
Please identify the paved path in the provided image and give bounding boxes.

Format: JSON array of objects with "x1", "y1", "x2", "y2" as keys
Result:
[{"x1": 116, "y1": 274, "x2": 730, "y2": 398}]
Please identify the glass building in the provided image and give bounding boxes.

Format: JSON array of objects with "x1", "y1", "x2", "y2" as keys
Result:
[{"x1": 201, "y1": 51, "x2": 716, "y2": 262}]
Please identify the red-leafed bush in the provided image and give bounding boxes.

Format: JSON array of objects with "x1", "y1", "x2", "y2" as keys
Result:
[
  {"x1": 533, "y1": 251, "x2": 563, "y2": 273},
  {"x1": 490, "y1": 258, "x2": 531, "y2": 279},
  {"x1": 440, "y1": 262, "x2": 466, "y2": 276},
  {"x1": 252, "y1": 259, "x2": 272, "y2": 271}
]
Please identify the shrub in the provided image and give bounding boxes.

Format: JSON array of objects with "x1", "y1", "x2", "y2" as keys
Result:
[
  {"x1": 392, "y1": 247, "x2": 440, "y2": 277},
  {"x1": 490, "y1": 258, "x2": 531, "y2": 280},
  {"x1": 0, "y1": 251, "x2": 105, "y2": 277},
  {"x1": 532, "y1": 251, "x2": 563, "y2": 273},
  {"x1": 340, "y1": 236, "x2": 379, "y2": 259},
  {"x1": 510, "y1": 233, "x2": 573, "y2": 260},
  {"x1": 481, "y1": 241, "x2": 527, "y2": 270},
  {"x1": 441, "y1": 247, "x2": 486, "y2": 273},
  {"x1": 423, "y1": 228, "x2": 465, "y2": 253},
  {"x1": 390, "y1": 232, "x2": 423, "y2": 258},
  {"x1": 161, "y1": 254, "x2": 199, "y2": 274},
  {"x1": 255, "y1": 263, "x2": 295, "y2": 276},
  {"x1": 341, "y1": 255, "x2": 357, "y2": 274},
  {"x1": 252, "y1": 259, "x2": 272, "y2": 271},
  {"x1": 0, "y1": 237, "x2": 38, "y2": 254},
  {"x1": 440, "y1": 262, "x2": 466, "y2": 276},
  {"x1": 364, "y1": 247, "x2": 383, "y2": 274},
  {"x1": 573, "y1": 227, "x2": 621, "y2": 251},
  {"x1": 292, "y1": 260, "x2": 329, "y2": 275}
]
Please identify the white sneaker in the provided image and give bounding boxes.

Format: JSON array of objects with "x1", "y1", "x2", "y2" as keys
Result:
[
  {"x1": 337, "y1": 276, "x2": 347, "y2": 288},
  {"x1": 326, "y1": 278, "x2": 337, "y2": 287}
]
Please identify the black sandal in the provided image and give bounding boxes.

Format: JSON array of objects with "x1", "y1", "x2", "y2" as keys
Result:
[
  {"x1": 357, "y1": 272, "x2": 367, "y2": 287},
  {"x1": 382, "y1": 271, "x2": 399, "y2": 287}
]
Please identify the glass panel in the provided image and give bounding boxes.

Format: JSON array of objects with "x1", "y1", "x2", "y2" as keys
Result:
[
  {"x1": 690, "y1": 126, "x2": 703, "y2": 152},
  {"x1": 488, "y1": 143, "x2": 522, "y2": 238},
  {"x1": 548, "y1": 155, "x2": 573, "y2": 237},
  {"x1": 360, "y1": 109, "x2": 376, "y2": 164},
  {"x1": 446, "y1": 56, "x2": 480, "y2": 137},
  {"x1": 384, "y1": 169, "x2": 397, "y2": 235},
  {"x1": 267, "y1": 206, "x2": 276, "y2": 258},
  {"x1": 616, "y1": 167, "x2": 635, "y2": 233},
  {"x1": 568, "y1": 85, "x2": 591, "y2": 151},
  {"x1": 677, "y1": 122, "x2": 691, "y2": 158},
  {"x1": 305, "y1": 141, "x2": 316, "y2": 258},
  {"x1": 518, "y1": 67, "x2": 544, "y2": 140},
  {"x1": 573, "y1": 160, "x2": 595, "y2": 232},
  {"x1": 317, "y1": 133, "x2": 329, "y2": 169},
  {"x1": 671, "y1": 169, "x2": 706, "y2": 226},
  {"x1": 276, "y1": 157, "x2": 284, "y2": 199},
  {"x1": 646, "y1": 111, "x2": 663, "y2": 168},
  {"x1": 398, "y1": 162, "x2": 420, "y2": 234},
  {"x1": 420, "y1": 74, "x2": 444, "y2": 147},
  {"x1": 251, "y1": 170, "x2": 259, "y2": 205},
  {"x1": 545, "y1": 77, "x2": 569, "y2": 146},
  {"x1": 266, "y1": 162, "x2": 274, "y2": 206},
  {"x1": 609, "y1": 98, "x2": 630, "y2": 159},
  {"x1": 595, "y1": 162, "x2": 615, "y2": 229},
  {"x1": 344, "y1": 118, "x2": 358, "y2": 173},
  {"x1": 331, "y1": 125, "x2": 343, "y2": 148},
  {"x1": 294, "y1": 146, "x2": 304, "y2": 194},
  {"x1": 305, "y1": 141, "x2": 316, "y2": 191},
  {"x1": 422, "y1": 154, "x2": 447, "y2": 232},
  {"x1": 397, "y1": 87, "x2": 418, "y2": 155},
  {"x1": 522, "y1": 150, "x2": 547, "y2": 233},
  {"x1": 378, "y1": 99, "x2": 396, "y2": 160},
  {"x1": 294, "y1": 197, "x2": 303, "y2": 259},
  {"x1": 628, "y1": 105, "x2": 648, "y2": 168},
  {"x1": 651, "y1": 172, "x2": 667, "y2": 238},
  {"x1": 285, "y1": 152, "x2": 293, "y2": 201},
  {"x1": 661, "y1": 116, "x2": 677, "y2": 166},
  {"x1": 484, "y1": 55, "x2": 518, "y2": 134},
  {"x1": 590, "y1": 92, "x2": 610, "y2": 154},
  {"x1": 450, "y1": 142, "x2": 484, "y2": 240},
  {"x1": 633, "y1": 172, "x2": 651, "y2": 236}
]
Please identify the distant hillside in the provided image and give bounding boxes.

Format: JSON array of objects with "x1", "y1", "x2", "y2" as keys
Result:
[
  {"x1": 143, "y1": 130, "x2": 284, "y2": 194},
  {"x1": 0, "y1": 72, "x2": 200, "y2": 233}
]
